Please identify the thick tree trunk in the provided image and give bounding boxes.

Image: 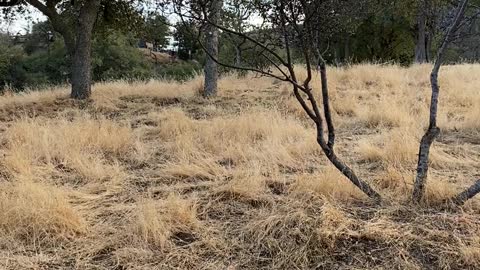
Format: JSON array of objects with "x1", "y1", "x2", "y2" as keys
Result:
[
  {"x1": 70, "y1": 0, "x2": 100, "y2": 100},
  {"x1": 415, "y1": 6, "x2": 428, "y2": 63},
  {"x1": 203, "y1": 0, "x2": 222, "y2": 98},
  {"x1": 425, "y1": 31, "x2": 432, "y2": 62}
]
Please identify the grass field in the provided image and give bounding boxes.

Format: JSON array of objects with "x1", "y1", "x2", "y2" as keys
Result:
[{"x1": 0, "y1": 64, "x2": 479, "y2": 269}]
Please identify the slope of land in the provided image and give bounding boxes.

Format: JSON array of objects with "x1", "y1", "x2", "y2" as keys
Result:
[{"x1": 0, "y1": 64, "x2": 479, "y2": 269}]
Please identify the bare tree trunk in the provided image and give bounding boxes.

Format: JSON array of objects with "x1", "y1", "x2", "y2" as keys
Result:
[
  {"x1": 415, "y1": 3, "x2": 428, "y2": 63},
  {"x1": 412, "y1": 0, "x2": 469, "y2": 203},
  {"x1": 425, "y1": 31, "x2": 432, "y2": 62},
  {"x1": 316, "y1": 63, "x2": 381, "y2": 202},
  {"x1": 203, "y1": 0, "x2": 222, "y2": 98},
  {"x1": 344, "y1": 34, "x2": 350, "y2": 63},
  {"x1": 234, "y1": 45, "x2": 242, "y2": 67},
  {"x1": 70, "y1": 0, "x2": 101, "y2": 100}
]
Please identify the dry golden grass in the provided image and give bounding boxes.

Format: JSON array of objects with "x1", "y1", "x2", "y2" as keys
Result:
[
  {"x1": 0, "y1": 181, "x2": 86, "y2": 244},
  {"x1": 130, "y1": 194, "x2": 199, "y2": 249},
  {"x1": 290, "y1": 166, "x2": 366, "y2": 202},
  {"x1": 0, "y1": 64, "x2": 479, "y2": 269}
]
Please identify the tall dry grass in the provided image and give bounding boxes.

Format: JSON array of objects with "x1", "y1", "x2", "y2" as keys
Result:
[{"x1": 0, "y1": 63, "x2": 479, "y2": 269}]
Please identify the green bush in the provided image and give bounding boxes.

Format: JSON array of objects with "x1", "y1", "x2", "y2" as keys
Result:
[
  {"x1": 154, "y1": 61, "x2": 202, "y2": 81},
  {"x1": 92, "y1": 32, "x2": 154, "y2": 81},
  {"x1": 0, "y1": 35, "x2": 27, "y2": 90}
]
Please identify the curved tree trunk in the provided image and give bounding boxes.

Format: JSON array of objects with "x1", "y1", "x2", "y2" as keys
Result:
[{"x1": 412, "y1": 0, "x2": 469, "y2": 203}]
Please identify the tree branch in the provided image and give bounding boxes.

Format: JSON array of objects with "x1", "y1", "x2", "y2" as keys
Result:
[{"x1": 452, "y1": 179, "x2": 480, "y2": 206}]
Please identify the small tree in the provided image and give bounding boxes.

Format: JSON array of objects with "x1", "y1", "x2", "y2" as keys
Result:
[
  {"x1": 222, "y1": 0, "x2": 255, "y2": 67},
  {"x1": 413, "y1": 0, "x2": 480, "y2": 205},
  {"x1": 174, "y1": 0, "x2": 382, "y2": 201},
  {"x1": 173, "y1": 0, "x2": 480, "y2": 206}
]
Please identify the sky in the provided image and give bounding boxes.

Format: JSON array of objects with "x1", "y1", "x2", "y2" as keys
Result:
[
  {"x1": 1, "y1": 2, "x2": 263, "y2": 35},
  {"x1": 0, "y1": 6, "x2": 45, "y2": 34}
]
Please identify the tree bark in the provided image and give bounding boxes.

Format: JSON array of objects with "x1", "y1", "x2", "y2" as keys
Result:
[
  {"x1": 412, "y1": 0, "x2": 469, "y2": 203},
  {"x1": 316, "y1": 64, "x2": 381, "y2": 202},
  {"x1": 23, "y1": 0, "x2": 99, "y2": 99},
  {"x1": 203, "y1": 0, "x2": 222, "y2": 98},
  {"x1": 415, "y1": 3, "x2": 428, "y2": 63},
  {"x1": 344, "y1": 34, "x2": 350, "y2": 63},
  {"x1": 234, "y1": 45, "x2": 242, "y2": 67},
  {"x1": 70, "y1": 0, "x2": 101, "y2": 100},
  {"x1": 425, "y1": 31, "x2": 432, "y2": 62},
  {"x1": 452, "y1": 179, "x2": 480, "y2": 206}
]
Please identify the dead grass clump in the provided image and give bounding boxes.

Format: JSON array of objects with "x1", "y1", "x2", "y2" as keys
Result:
[
  {"x1": 461, "y1": 102, "x2": 480, "y2": 131},
  {"x1": 331, "y1": 94, "x2": 359, "y2": 117},
  {"x1": 357, "y1": 99, "x2": 411, "y2": 128},
  {"x1": 290, "y1": 166, "x2": 366, "y2": 202},
  {"x1": 92, "y1": 79, "x2": 196, "y2": 109},
  {"x1": 131, "y1": 194, "x2": 199, "y2": 249},
  {"x1": 0, "y1": 181, "x2": 86, "y2": 244},
  {"x1": 375, "y1": 165, "x2": 412, "y2": 197},
  {"x1": 243, "y1": 203, "x2": 321, "y2": 268},
  {"x1": 424, "y1": 178, "x2": 460, "y2": 205},
  {"x1": 160, "y1": 157, "x2": 226, "y2": 181},
  {"x1": 357, "y1": 129, "x2": 418, "y2": 166},
  {"x1": 361, "y1": 217, "x2": 411, "y2": 243},
  {"x1": 156, "y1": 108, "x2": 318, "y2": 179},
  {"x1": 215, "y1": 165, "x2": 268, "y2": 200},
  {"x1": 3, "y1": 117, "x2": 136, "y2": 182},
  {"x1": 317, "y1": 202, "x2": 355, "y2": 248},
  {"x1": 460, "y1": 236, "x2": 480, "y2": 267},
  {"x1": 357, "y1": 128, "x2": 454, "y2": 169},
  {"x1": 0, "y1": 85, "x2": 68, "y2": 109}
]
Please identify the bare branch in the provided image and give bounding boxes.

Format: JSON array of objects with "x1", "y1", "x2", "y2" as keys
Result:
[{"x1": 452, "y1": 179, "x2": 480, "y2": 206}]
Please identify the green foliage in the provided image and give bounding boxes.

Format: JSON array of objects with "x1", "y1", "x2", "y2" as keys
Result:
[
  {"x1": 20, "y1": 39, "x2": 70, "y2": 87},
  {"x1": 351, "y1": 15, "x2": 415, "y2": 65},
  {"x1": 154, "y1": 61, "x2": 202, "y2": 81},
  {"x1": 23, "y1": 21, "x2": 57, "y2": 54},
  {"x1": 0, "y1": 27, "x2": 158, "y2": 89},
  {"x1": 174, "y1": 21, "x2": 201, "y2": 61},
  {"x1": 142, "y1": 15, "x2": 170, "y2": 48},
  {"x1": 92, "y1": 32, "x2": 154, "y2": 81},
  {"x1": 0, "y1": 34, "x2": 26, "y2": 89}
]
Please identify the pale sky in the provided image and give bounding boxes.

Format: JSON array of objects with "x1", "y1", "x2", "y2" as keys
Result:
[
  {"x1": 0, "y1": 6, "x2": 45, "y2": 34},
  {"x1": 1, "y1": 2, "x2": 263, "y2": 35}
]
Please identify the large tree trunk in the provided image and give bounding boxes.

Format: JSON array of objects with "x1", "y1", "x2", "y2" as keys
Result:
[
  {"x1": 70, "y1": 0, "x2": 100, "y2": 100},
  {"x1": 415, "y1": 5, "x2": 428, "y2": 63},
  {"x1": 203, "y1": 0, "x2": 222, "y2": 97},
  {"x1": 425, "y1": 31, "x2": 432, "y2": 62}
]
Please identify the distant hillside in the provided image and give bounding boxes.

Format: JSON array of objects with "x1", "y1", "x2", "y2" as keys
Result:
[{"x1": 138, "y1": 48, "x2": 174, "y2": 64}]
